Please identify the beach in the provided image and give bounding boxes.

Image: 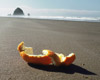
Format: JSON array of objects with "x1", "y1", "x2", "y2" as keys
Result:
[{"x1": 0, "y1": 17, "x2": 100, "y2": 80}]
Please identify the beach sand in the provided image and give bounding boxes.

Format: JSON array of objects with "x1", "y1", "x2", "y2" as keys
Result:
[{"x1": 0, "y1": 17, "x2": 100, "y2": 80}]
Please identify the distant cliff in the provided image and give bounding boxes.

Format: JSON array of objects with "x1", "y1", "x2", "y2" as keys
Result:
[{"x1": 13, "y1": 7, "x2": 24, "y2": 16}]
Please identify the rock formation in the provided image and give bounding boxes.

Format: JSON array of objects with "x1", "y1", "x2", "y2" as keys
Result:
[{"x1": 13, "y1": 7, "x2": 24, "y2": 16}]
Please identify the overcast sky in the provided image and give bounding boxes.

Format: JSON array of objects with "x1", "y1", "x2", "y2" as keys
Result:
[{"x1": 0, "y1": 0, "x2": 100, "y2": 17}]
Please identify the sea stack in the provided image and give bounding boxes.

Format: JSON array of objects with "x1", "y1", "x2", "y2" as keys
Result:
[{"x1": 13, "y1": 7, "x2": 24, "y2": 16}]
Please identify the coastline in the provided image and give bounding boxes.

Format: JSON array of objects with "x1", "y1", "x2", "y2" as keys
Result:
[{"x1": 1, "y1": 16, "x2": 100, "y2": 22}]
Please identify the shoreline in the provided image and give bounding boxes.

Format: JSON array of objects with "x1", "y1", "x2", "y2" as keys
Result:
[{"x1": 0, "y1": 16, "x2": 100, "y2": 23}]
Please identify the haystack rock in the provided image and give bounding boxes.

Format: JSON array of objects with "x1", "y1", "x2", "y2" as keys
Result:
[{"x1": 13, "y1": 7, "x2": 24, "y2": 16}]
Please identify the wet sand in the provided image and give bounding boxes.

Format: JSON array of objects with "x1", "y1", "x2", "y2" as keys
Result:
[{"x1": 0, "y1": 17, "x2": 100, "y2": 80}]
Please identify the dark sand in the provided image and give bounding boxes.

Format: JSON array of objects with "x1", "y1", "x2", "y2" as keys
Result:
[{"x1": 0, "y1": 17, "x2": 100, "y2": 80}]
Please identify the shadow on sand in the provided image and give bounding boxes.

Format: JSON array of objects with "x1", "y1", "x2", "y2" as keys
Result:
[{"x1": 28, "y1": 63, "x2": 96, "y2": 75}]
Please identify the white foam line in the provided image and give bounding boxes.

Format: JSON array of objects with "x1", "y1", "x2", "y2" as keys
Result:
[{"x1": 2, "y1": 16, "x2": 100, "y2": 22}]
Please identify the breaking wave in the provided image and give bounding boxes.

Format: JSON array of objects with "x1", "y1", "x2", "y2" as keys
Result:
[
  {"x1": 24, "y1": 16, "x2": 100, "y2": 22},
  {"x1": 4, "y1": 16, "x2": 100, "y2": 22}
]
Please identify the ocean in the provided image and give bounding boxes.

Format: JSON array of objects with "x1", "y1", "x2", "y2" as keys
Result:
[{"x1": 2, "y1": 16, "x2": 100, "y2": 22}]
